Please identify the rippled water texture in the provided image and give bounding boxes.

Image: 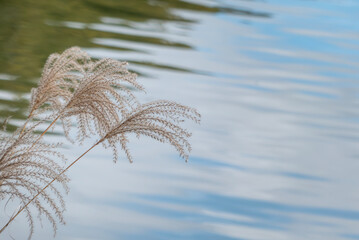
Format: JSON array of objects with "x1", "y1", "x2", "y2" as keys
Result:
[{"x1": 1, "y1": 0, "x2": 359, "y2": 239}]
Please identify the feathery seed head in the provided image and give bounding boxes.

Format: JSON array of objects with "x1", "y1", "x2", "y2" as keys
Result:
[
  {"x1": 0, "y1": 123, "x2": 69, "y2": 239},
  {"x1": 59, "y1": 58, "x2": 144, "y2": 143},
  {"x1": 30, "y1": 47, "x2": 144, "y2": 144},
  {"x1": 29, "y1": 47, "x2": 90, "y2": 118},
  {"x1": 101, "y1": 100, "x2": 201, "y2": 163}
]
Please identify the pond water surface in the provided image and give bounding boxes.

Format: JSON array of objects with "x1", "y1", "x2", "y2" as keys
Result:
[{"x1": 0, "y1": 0, "x2": 359, "y2": 239}]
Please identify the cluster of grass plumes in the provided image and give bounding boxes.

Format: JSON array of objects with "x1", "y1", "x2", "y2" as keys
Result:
[{"x1": 0, "y1": 47, "x2": 200, "y2": 239}]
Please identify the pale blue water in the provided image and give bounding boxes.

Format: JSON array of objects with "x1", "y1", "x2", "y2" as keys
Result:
[{"x1": 1, "y1": 0, "x2": 359, "y2": 239}]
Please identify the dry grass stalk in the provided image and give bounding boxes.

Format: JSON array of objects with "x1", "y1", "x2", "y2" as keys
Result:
[{"x1": 0, "y1": 47, "x2": 200, "y2": 239}]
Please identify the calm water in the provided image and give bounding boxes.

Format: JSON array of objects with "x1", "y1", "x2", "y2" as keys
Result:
[{"x1": 1, "y1": 0, "x2": 359, "y2": 239}]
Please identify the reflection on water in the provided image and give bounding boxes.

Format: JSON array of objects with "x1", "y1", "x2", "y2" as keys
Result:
[{"x1": 1, "y1": 0, "x2": 359, "y2": 239}]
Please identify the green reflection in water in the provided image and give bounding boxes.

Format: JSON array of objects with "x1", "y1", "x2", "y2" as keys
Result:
[{"x1": 0, "y1": 0, "x2": 269, "y2": 123}]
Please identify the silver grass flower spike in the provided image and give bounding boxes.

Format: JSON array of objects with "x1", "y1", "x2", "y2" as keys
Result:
[
  {"x1": 29, "y1": 47, "x2": 90, "y2": 118},
  {"x1": 59, "y1": 58, "x2": 144, "y2": 143},
  {"x1": 29, "y1": 47, "x2": 144, "y2": 144},
  {"x1": 100, "y1": 100, "x2": 201, "y2": 163},
  {"x1": 0, "y1": 124, "x2": 69, "y2": 239}
]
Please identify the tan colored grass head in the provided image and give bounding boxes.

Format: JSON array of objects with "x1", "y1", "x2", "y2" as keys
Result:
[
  {"x1": 101, "y1": 100, "x2": 201, "y2": 163},
  {"x1": 60, "y1": 57, "x2": 144, "y2": 143},
  {"x1": 29, "y1": 47, "x2": 90, "y2": 118},
  {"x1": 0, "y1": 123, "x2": 68, "y2": 239}
]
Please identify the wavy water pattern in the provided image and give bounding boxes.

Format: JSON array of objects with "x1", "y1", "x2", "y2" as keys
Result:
[{"x1": 0, "y1": 0, "x2": 358, "y2": 239}]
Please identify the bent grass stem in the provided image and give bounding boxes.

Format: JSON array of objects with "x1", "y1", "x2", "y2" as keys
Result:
[{"x1": 19, "y1": 111, "x2": 34, "y2": 135}]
